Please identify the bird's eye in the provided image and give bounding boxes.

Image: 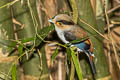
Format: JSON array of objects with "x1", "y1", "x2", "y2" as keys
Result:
[
  {"x1": 57, "y1": 20, "x2": 74, "y2": 25},
  {"x1": 56, "y1": 22, "x2": 62, "y2": 25}
]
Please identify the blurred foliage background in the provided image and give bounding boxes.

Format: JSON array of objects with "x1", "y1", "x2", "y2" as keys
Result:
[{"x1": 0, "y1": 0, "x2": 120, "y2": 80}]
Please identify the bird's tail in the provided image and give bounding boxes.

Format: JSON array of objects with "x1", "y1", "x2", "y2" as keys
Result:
[{"x1": 84, "y1": 51, "x2": 96, "y2": 75}]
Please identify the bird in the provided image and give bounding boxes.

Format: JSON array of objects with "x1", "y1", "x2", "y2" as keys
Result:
[{"x1": 49, "y1": 14, "x2": 96, "y2": 74}]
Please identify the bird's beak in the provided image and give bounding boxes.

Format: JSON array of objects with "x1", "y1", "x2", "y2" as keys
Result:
[{"x1": 48, "y1": 19, "x2": 56, "y2": 24}]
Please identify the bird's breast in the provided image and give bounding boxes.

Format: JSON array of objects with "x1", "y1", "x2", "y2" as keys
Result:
[{"x1": 55, "y1": 26, "x2": 69, "y2": 44}]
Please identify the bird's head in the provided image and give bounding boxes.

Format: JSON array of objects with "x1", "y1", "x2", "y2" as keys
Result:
[{"x1": 49, "y1": 14, "x2": 75, "y2": 30}]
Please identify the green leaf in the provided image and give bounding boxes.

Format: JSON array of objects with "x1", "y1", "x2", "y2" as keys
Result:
[
  {"x1": 39, "y1": 24, "x2": 54, "y2": 36},
  {"x1": 11, "y1": 64, "x2": 16, "y2": 80},
  {"x1": 51, "y1": 48, "x2": 58, "y2": 63},
  {"x1": 21, "y1": 37, "x2": 34, "y2": 43},
  {"x1": 66, "y1": 48, "x2": 71, "y2": 63},
  {"x1": 35, "y1": 24, "x2": 54, "y2": 46},
  {"x1": 18, "y1": 44, "x2": 23, "y2": 61},
  {"x1": 70, "y1": 48, "x2": 83, "y2": 80},
  {"x1": 8, "y1": 41, "x2": 17, "y2": 53}
]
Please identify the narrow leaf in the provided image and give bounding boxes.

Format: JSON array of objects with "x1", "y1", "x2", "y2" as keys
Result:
[
  {"x1": 21, "y1": 37, "x2": 34, "y2": 43},
  {"x1": 51, "y1": 48, "x2": 58, "y2": 63},
  {"x1": 18, "y1": 44, "x2": 23, "y2": 61},
  {"x1": 66, "y1": 48, "x2": 71, "y2": 63},
  {"x1": 8, "y1": 41, "x2": 17, "y2": 53},
  {"x1": 35, "y1": 24, "x2": 54, "y2": 46},
  {"x1": 71, "y1": 48, "x2": 83, "y2": 80},
  {"x1": 11, "y1": 64, "x2": 16, "y2": 80}
]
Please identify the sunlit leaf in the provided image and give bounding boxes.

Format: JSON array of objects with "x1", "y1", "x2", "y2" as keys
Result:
[
  {"x1": 70, "y1": 48, "x2": 83, "y2": 80},
  {"x1": 11, "y1": 64, "x2": 16, "y2": 80},
  {"x1": 21, "y1": 37, "x2": 34, "y2": 43}
]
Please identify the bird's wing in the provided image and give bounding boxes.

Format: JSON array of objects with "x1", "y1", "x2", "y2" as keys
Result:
[
  {"x1": 64, "y1": 30, "x2": 77, "y2": 42},
  {"x1": 64, "y1": 25, "x2": 88, "y2": 42}
]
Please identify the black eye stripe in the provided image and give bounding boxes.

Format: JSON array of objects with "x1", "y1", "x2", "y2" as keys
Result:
[{"x1": 57, "y1": 20, "x2": 74, "y2": 25}]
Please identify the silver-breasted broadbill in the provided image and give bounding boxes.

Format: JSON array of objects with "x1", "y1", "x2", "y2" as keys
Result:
[{"x1": 49, "y1": 14, "x2": 96, "y2": 74}]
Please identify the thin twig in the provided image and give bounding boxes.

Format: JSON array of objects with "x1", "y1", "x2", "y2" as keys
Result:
[
  {"x1": 0, "y1": 71, "x2": 11, "y2": 79},
  {"x1": 107, "y1": 41, "x2": 112, "y2": 73},
  {"x1": 6, "y1": 42, "x2": 36, "y2": 79},
  {"x1": 103, "y1": 0, "x2": 120, "y2": 70},
  {"x1": 111, "y1": 20, "x2": 120, "y2": 24},
  {"x1": 37, "y1": 49, "x2": 43, "y2": 76},
  {"x1": 79, "y1": 18, "x2": 109, "y2": 40},
  {"x1": 0, "y1": 0, "x2": 19, "y2": 9},
  {"x1": 107, "y1": 5, "x2": 120, "y2": 14}
]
